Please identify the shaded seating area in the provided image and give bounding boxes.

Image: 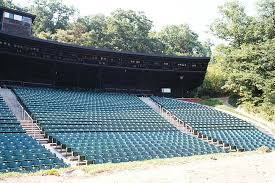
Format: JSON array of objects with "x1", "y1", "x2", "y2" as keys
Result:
[
  {"x1": 13, "y1": 87, "x2": 224, "y2": 164},
  {"x1": 151, "y1": 96, "x2": 275, "y2": 151},
  {"x1": 0, "y1": 96, "x2": 67, "y2": 173}
]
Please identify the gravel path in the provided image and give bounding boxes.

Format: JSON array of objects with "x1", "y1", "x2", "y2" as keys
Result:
[{"x1": 1, "y1": 152, "x2": 275, "y2": 183}]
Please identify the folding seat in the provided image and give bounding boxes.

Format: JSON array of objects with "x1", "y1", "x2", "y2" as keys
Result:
[
  {"x1": 0, "y1": 162, "x2": 8, "y2": 173},
  {"x1": 94, "y1": 158, "x2": 104, "y2": 164},
  {"x1": 3, "y1": 155, "x2": 17, "y2": 163},
  {"x1": 7, "y1": 162, "x2": 22, "y2": 172},
  {"x1": 27, "y1": 166, "x2": 40, "y2": 172},
  {"x1": 29, "y1": 159, "x2": 41, "y2": 167},
  {"x1": 120, "y1": 157, "x2": 129, "y2": 162},
  {"x1": 136, "y1": 155, "x2": 145, "y2": 161},
  {"x1": 102, "y1": 158, "x2": 112, "y2": 163},
  {"x1": 51, "y1": 163, "x2": 63, "y2": 169},
  {"x1": 25, "y1": 154, "x2": 37, "y2": 161},
  {"x1": 21, "y1": 160, "x2": 34, "y2": 169},
  {"x1": 38, "y1": 153, "x2": 48, "y2": 160},
  {"x1": 111, "y1": 158, "x2": 121, "y2": 163},
  {"x1": 40, "y1": 165, "x2": 52, "y2": 170}
]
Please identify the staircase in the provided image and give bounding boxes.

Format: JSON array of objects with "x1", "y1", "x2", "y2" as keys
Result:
[
  {"x1": 0, "y1": 88, "x2": 47, "y2": 144},
  {"x1": 0, "y1": 87, "x2": 86, "y2": 166},
  {"x1": 140, "y1": 97, "x2": 239, "y2": 152},
  {"x1": 140, "y1": 97, "x2": 190, "y2": 134}
]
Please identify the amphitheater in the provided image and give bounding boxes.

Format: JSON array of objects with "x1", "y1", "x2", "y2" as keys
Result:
[{"x1": 0, "y1": 7, "x2": 275, "y2": 183}]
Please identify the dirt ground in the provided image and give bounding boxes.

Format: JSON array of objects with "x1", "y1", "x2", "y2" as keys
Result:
[{"x1": 1, "y1": 152, "x2": 275, "y2": 183}]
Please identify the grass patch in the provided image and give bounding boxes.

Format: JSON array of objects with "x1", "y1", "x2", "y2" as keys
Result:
[
  {"x1": 40, "y1": 169, "x2": 60, "y2": 176},
  {"x1": 216, "y1": 104, "x2": 238, "y2": 113},
  {"x1": 199, "y1": 98, "x2": 223, "y2": 107},
  {"x1": 0, "y1": 172, "x2": 21, "y2": 180}
]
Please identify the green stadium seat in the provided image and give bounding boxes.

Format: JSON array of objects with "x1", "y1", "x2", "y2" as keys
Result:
[
  {"x1": 0, "y1": 95, "x2": 68, "y2": 173},
  {"x1": 12, "y1": 87, "x2": 225, "y2": 164},
  {"x1": 151, "y1": 96, "x2": 275, "y2": 151}
]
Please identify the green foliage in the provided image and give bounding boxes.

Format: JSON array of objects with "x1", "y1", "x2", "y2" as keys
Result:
[
  {"x1": 197, "y1": 63, "x2": 228, "y2": 97},
  {"x1": 1, "y1": 1, "x2": 210, "y2": 55},
  {"x1": 47, "y1": 9, "x2": 209, "y2": 55},
  {"x1": 29, "y1": 0, "x2": 76, "y2": 35},
  {"x1": 156, "y1": 24, "x2": 210, "y2": 56},
  {"x1": 222, "y1": 40, "x2": 275, "y2": 105},
  {"x1": 211, "y1": 1, "x2": 249, "y2": 47},
  {"x1": 104, "y1": 9, "x2": 161, "y2": 53},
  {"x1": 199, "y1": 98, "x2": 223, "y2": 107},
  {"x1": 210, "y1": 0, "x2": 275, "y2": 121},
  {"x1": 0, "y1": 0, "x2": 13, "y2": 8},
  {"x1": 228, "y1": 94, "x2": 239, "y2": 107},
  {"x1": 0, "y1": 0, "x2": 25, "y2": 10},
  {"x1": 51, "y1": 9, "x2": 165, "y2": 53}
]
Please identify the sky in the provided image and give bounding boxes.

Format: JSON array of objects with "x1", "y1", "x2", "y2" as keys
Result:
[{"x1": 13, "y1": 0, "x2": 258, "y2": 44}]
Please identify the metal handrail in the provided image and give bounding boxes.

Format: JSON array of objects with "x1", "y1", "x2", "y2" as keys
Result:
[{"x1": 19, "y1": 100, "x2": 38, "y2": 138}]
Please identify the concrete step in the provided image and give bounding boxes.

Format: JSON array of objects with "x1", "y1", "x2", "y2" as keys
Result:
[
  {"x1": 25, "y1": 129, "x2": 41, "y2": 131},
  {"x1": 31, "y1": 137, "x2": 46, "y2": 140},
  {"x1": 20, "y1": 120, "x2": 32, "y2": 123},
  {"x1": 49, "y1": 143, "x2": 57, "y2": 146},
  {"x1": 61, "y1": 152, "x2": 73, "y2": 157},
  {"x1": 77, "y1": 161, "x2": 87, "y2": 166},
  {"x1": 22, "y1": 125, "x2": 36, "y2": 127},
  {"x1": 35, "y1": 138, "x2": 48, "y2": 142},
  {"x1": 23, "y1": 126, "x2": 40, "y2": 129},
  {"x1": 21, "y1": 124, "x2": 38, "y2": 126},
  {"x1": 23, "y1": 128, "x2": 40, "y2": 130},
  {"x1": 68, "y1": 156, "x2": 79, "y2": 161},
  {"x1": 25, "y1": 130, "x2": 41, "y2": 132},
  {"x1": 36, "y1": 138, "x2": 48, "y2": 141},
  {"x1": 38, "y1": 141, "x2": 48, "y2": 144},
  {"x1": 26, "y1": 132, "x2": 42, "y2": 135},
  {"x1": 29, "y1": 135, "x2": 45, "y2": 138},
  {"x1": 26, "y1": 131, "x2": 43, "y2": 133},
  {"x1": 28, "y1": 133, "x2": 44, "y2": 136}
]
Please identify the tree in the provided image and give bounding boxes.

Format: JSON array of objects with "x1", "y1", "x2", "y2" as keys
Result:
[
  {"x1": 157, "y1": 24, "x2": 207, "y2": 56},
  {"x1": 0, "y1": 0, "x2": 25, "y2": 10},
  {"x1": 104, "y1": 9, "x2": 161, "y2": 53},
  {"x1": 50, "y1": 9, "x2": 165, "y2": 54},
  {"x1": 256, "y1": 0, "x2": 275, "y2": 40},
  {"x1": 210, "y1": 1, "x2": 252, "y2": 47},
  {"x1": 50, "y1": 15, "x2": 107, "y2": 47},
  {"x1": 29, "y1": 0, "x2": 76, "y2": 35},
  {"x1": 3, "y1": 1, "x2": 209, "y2": 55},
  {"x1": 210, "y1": 0, "x2": 275, "y2": 121}
]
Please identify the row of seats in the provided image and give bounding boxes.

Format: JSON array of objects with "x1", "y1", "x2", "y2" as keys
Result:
[
  {"x1": 13, "y1": 87, "x2": 224, "y2": 164},
  {"x1": 151, "y1": 96, "x2": 275, "y2": 151},
  {"x1": 49, "y1": 132, "x2": 224, "y2": 164},
  {"x1": 0, "y1": 95, "x2": 67, "y2": 173}
]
